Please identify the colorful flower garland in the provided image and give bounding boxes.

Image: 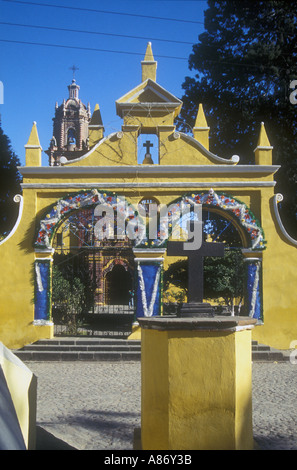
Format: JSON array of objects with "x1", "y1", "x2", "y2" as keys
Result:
[
  {"x1": 152, "y1": 189, "x2": 266, "y2": 250},
  {"x1": 35, "y1": 189, "x2": 266, "y2": 251},
  {"x1": 35, "y1": 189, "x2": 146, "y2": 249}
]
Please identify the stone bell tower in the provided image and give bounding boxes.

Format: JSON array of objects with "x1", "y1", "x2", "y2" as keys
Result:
[{"x1": 46, "y1": 75, "x2": 91, "y2": 166}]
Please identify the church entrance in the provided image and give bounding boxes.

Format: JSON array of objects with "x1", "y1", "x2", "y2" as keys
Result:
[
  {"x1": 50, "y1": 201, "x2": 136, "y2": 336},
  {"x1": 105, "y1": 264, "x2": 133, "y2": 306}
]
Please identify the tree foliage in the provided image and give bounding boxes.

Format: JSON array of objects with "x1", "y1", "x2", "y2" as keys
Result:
[
  {"x1": 52, "y1": 265, "x2": 86, "y2": 334},
  {"x1": 204, "y1": 248, "x2": 245, "y2": 313},
  {"x1": 52, "y1": 254, "x2": 96, "y2": 333},
  {"x1": 164, "y1": 248, "x2": 245, "y2": 314},
  {"x1": 179, "y1": 0, "x2": 297, "y2": 237},
  {"x1": 0, "y1": 126, "x2": 22, "y2": 236}
]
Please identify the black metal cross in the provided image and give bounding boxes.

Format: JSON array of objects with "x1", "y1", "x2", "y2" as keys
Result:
[
  {"x1": 69, "y1": 65, "x2": 79, "y2": 80},
  {"x1": 143, "y1": 140, "x2": 153, "y2": 154},
  {"x1": 167, "y1": 222, "x2": 225, "y2": 305}
]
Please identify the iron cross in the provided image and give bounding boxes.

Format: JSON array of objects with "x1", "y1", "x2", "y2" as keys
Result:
[
  {"x1": 167, "y1": 222, "x2": 225, "y2": 304},
  {"x1": 69, "y1": 65, "x2": 79, "y2": 80},
  {"x1": 143, "y1": 140, "x2": 153, "y2": 154}
]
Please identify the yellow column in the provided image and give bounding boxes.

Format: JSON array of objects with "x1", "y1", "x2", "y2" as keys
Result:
[{"x1": 139, "y1": 316, "x2": 256, "y2": 450}]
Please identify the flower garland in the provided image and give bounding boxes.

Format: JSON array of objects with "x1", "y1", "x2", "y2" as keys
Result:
[
  {"x1": 157, "y1": 189, "x2": 266, "y2": 250},
  {"x1": 35, "y1": 189, "x2": 146, "y2": 249},
  {"x1": 137, "y1": 263, "x2": 161, "y2": 317},
  {"x1": 185, "y1": 190, "x2": 265, "y2": 249},
  {"x1": 35, "y1": 189, "x2": 266, "y2": 251}
]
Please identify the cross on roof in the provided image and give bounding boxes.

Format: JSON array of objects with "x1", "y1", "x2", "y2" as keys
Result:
[
  {"x1": 167, "y1": 221, "x2": 225, "y2": 305},
  {"x1": 143, "y1": 140, "x2": 153, "y2": 155},
  {"x1": 69, "y1": 65, "x2": 79, "y2": 80}
]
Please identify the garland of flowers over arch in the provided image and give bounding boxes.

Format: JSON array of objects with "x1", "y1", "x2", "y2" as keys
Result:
[
  {"x1": 150, "y1": 189, "x2": 266, "y2": 251},
  {"x1": 35, "y1": 189, "x2": 266, "y2": 251},
  {"x1": 34, "y1": 189, "x2": 146, "y2": 249}
]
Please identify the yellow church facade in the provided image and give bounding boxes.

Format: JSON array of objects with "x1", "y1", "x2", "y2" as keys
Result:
[{"x1": 0, "y1": 43, "x2": 296, "y2": 350}]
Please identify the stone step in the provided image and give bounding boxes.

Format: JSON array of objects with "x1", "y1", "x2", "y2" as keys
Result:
[
  {"x1": 13, "y1": 337, "x2": 141, "y2": 361},
  {"x1": 20, "y1": 344, "x2": 141, "y2": 352},
  {"x1": 12, "y1": 338, "x2": 290, "y2": 362},
  {"x1": 252, "y1": 349, "x2": 290, "y2": 362},
  {"x1": 252, "y1": 344, "x2": 270, "y2": 351},
  {"x1": 252, "y1": 341, "x2": 290, "y2": 361},
  {"x1": 13, "y1": 350, "x2": 141, "y2": 362},
  {"x1": 32, "y1": 338, "x2": 140, "y2": 346}
]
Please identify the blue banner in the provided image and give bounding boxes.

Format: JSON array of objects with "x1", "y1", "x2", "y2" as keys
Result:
[
  {"x1": 246, "y1": 262, "x2": 262, "y2": 320},
  {"x1": 34, "y1": 261, "x2": 50, "y2": 321},
  {"x1": 136, "y1": 263, "x2": 161, "y2": 318}
]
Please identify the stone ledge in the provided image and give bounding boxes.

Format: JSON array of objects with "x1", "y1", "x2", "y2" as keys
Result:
[{"x1": 137, "y1": 315, "x2": 257, "y2": 332}]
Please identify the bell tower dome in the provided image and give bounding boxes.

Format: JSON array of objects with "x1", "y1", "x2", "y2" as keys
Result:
[{"x1": 68, "y1": 78, "x2": 80, "y2": 99}]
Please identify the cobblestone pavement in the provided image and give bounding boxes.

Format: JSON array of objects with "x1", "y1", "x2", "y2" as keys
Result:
[{"x1": 25, "y1": 361, "x2": 297, "y2": 451}]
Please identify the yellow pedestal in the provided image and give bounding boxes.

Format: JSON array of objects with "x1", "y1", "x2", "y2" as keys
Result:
[{"x1": 139, "y1": 316, "x2": 256, "y2": 450}]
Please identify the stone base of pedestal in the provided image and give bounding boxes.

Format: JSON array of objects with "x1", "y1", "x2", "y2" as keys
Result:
[
  {"x1": 139, "y1": 316, "x2": 256, "y2": 450},
  {"x1": 180, "y1": 302, "x2": 215, "y2": 318}
]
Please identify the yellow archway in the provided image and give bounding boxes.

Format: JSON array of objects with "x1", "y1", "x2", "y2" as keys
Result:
[{"x1": 0, "y1": 43, "x2": 296, "y2": 350}]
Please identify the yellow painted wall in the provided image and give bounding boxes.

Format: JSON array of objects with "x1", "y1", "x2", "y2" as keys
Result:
[
  {"x1": 0, "y1": 190, "x2": 53, "y2": 349},
  {"x1": 252, "y1": 187, "x2": 297, "y2": 349}
]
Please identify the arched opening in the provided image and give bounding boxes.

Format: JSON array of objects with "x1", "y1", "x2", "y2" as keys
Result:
[
  {"x1": 138, "y1": 196, "x2": 160, "y2": 217},
  {"x1": 165, "y1": 191, "x2": 265, "y2": 251},
  {"x1": 163, "y1": 191, "x2": 265, "y2": 319},
  {"x1": 34, "y1": 190, "x2": 140, "y2": 335},
  {"x1": 67, "y1": 128, "x2": 76, "y2": 150},
  {"x1": 34, "y1": 189, "x2": 264, "y2": 331},
  {"x1": 137, "y1": 132, "x2": 159, "y2": 164},
  {"x1": 202, "y1": 207, "x2": 244, "y2": 247},
  {"x1": 105, "y1": 264, "x2": 132, "y2": 305},
  {"x1": 51, "y1": 203, "x2": 135, "y2": 332}
]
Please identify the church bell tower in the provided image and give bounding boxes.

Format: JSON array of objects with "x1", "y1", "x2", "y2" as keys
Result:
[{"x1": 46, "y1": 75, "x2": 91, "y2": 166}]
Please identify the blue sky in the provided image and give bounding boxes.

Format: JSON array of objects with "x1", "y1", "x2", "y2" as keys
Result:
[{"x1": 0, "y1": 0, "x2": 207, "y2": 165}]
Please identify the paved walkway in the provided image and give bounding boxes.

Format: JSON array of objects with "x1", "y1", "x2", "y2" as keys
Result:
[{"x1": 26, "y1": 361, "x2": 297, "y2": 451}]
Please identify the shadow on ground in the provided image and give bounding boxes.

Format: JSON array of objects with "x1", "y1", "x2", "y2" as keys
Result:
[{"x1": 36, "y1": 426, "x2": 77, "y2": 450}]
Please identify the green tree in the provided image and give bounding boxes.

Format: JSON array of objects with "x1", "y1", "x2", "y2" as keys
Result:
[
  {"x1": 204, "y1": 248, "x2": 245, "y2": 314},
  {"x1": 179, "y1": 0, "x2": 297, "y2": 237},
  {"x1": 52, "y1": 265, "x2": 86, "y2": 334},
  {"x1": 164, "y1": 249, "x2": 245, "y2": 315},
  {"x1": 0, "y1": 125, "x2": 22, "y2": 236}
]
